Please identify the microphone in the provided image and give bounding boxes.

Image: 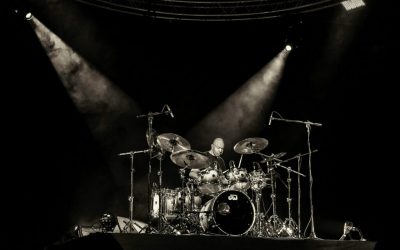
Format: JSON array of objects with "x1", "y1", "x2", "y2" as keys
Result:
[
  {"x1": 268, "y1": 112, "x2": 273, "y2": 126},
  {"x1": 165, "y1": 104, "x2": 174, "y2": 118}
]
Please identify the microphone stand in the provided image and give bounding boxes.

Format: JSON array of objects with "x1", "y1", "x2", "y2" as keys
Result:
[
  {"x1": 136, "y1": 107, "x2": 171, "y2": 227},
  {"x1": 269, "y1": 115, "x2": 322, "y2": 239},
  {"x1": 118, "y1": 149, "x2": 150, "y2": 233}
]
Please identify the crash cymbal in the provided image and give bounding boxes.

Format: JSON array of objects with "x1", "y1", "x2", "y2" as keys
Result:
[
  {"x1": 170, "y1": 149, "x2": 210, "y2": 169},
  {"x1": 234, "y1": 137, "x2": 269, "y2": 154},
  {"x1": 157, "y1": 133, "x2": 191, "y2": 153}
]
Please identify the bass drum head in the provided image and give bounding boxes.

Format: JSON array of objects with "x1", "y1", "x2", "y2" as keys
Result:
[{"x1": 200, "y1": 190, "x2": 255, "y2": 235}]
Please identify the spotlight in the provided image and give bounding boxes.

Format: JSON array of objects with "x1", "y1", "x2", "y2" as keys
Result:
[
  {"x1": 285, "y1": 45, "x2": 292, "y2": 51},
  {"x1": 339, "y1": 221, "x2": 367, "y2": 241},
  {"x1": 341, "y1": 0, "x2": 365, "y2": 11},
  {"x1": 25, "y1": 12, "x2": 33, "y2": 20}
]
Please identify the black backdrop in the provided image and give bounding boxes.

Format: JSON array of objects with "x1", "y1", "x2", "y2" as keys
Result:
[{"x1": 2, "y1": 1, "x2": 395, "y2": 249}]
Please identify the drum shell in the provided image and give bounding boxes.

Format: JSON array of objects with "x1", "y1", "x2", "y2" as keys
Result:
[
  {"x1": 197, "y1": 168, "x2": 223, "y2": 194},
  {"x1": 150, "y1": 188, "x2": 179, "y2": 220},
  {"x1": 224, "y1": 168, "x2": 250, "y2": 191}
]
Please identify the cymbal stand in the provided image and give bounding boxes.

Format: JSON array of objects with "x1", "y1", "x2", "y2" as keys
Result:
[
  {"x1": 265, "y1": 162, "x2": 283, "y2": 237},
  {"x1": 268, "y1": 113, "x2": 322, "y2": 239},
  {"x1": 281, "y1": 165, "x2": 299, "y2": 238},
  {"x1": 136, "y1": 106, "x2": 173, "y2": 226},
  {"x1": 157, "y1": 155, "x2": 165, "y2": 232},
  {"x1": 174, "y1": 164, "x2": 190, "y2": 234},
  {"x1": 253, "y1": 189, "x2": 266, "y2": 237},
  {"x1": 118, "y1": 149, "x2": 151, "y2": 233},
  {"x1": 248, "y1": 162, "x2": 265, "y2": 237},
  {"x1": 296, "y1": 155, "x2": 302, "y2": 238}
]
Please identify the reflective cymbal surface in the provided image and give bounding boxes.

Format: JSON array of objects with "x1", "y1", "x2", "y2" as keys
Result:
[
  {"x1": 157, "y1": 133, "x2": 191, "y2": 152},
  {"x1": 234, "y1": 137, "x2": 269, "y2": 154},
  {"x1": 170, "y1": 149, "x2": 210, "y2": 169}
]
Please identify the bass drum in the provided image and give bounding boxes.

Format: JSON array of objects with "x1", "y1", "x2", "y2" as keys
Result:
[{"x1": 199, "y1": 190, "x2": 255, "y2": 236}]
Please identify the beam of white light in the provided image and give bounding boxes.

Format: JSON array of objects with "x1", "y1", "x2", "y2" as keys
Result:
[
  {"x1": 28, "y1": 16, "x2": 142, "y2": 185},
  {"x1": 187, "y1": 50, "x2": 289, "y2": 152},
  {"x1": 29, "y1": 16, "x2": 140, "y2": 139}
]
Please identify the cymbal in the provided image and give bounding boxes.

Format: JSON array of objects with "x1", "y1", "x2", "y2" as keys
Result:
[
  {"x1": 260, "y1": 152, "x2": 287, "y2": 163},
  {"x1": 170, "y1": 149, "x2": 210, "y2": 169},
  {"x1": 157, "y1": 133, "x2": 191, "y2": 153},
  {"x1": 234, "y1": 137, "x2": 268, "y2": 154}
]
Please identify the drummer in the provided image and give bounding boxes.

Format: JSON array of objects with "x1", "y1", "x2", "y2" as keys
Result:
[{"x1": 189, "y1": 137, "x2": 228, "y2": 185}]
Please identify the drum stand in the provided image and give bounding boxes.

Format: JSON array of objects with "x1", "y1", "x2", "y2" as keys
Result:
[
  {"x1": 252, "y1": 190, "x2": 267, "y2": 237},
  {"x1": 265, "y1": 165, "x2": 283, "y2": 237},
  {"x1": 269, "y1": 114, "x2": 322, "y2": 239},
  {"x1": 281, "y1": 166, "x2": 299, "y2": 238},
  {"x1": 136, "y1": 105, "x2": 172, "y2": 232}
]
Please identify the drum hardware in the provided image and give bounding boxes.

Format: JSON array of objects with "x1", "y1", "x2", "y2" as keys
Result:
[
  {"x1": 247, "y1": 162, "x2": 273, "y2": 237},
  {"x1": 281, "y1": 165, "x2": 299, "y2": 238},
  {"x1": 118, "y1": 149, "x2": 153, "y2": 233},
  {"x1": 268, "y1": 111, "x2": 321, "y2": 239},
  {"x1": 264, "y1": 161, "x2": 283, "y2": 237},
  {"x1": 273, "y1": 150, "x2": 316, "y2": 238},
  {"x1": 136, "y1": 105, "x2": 174, "y2": 230}
]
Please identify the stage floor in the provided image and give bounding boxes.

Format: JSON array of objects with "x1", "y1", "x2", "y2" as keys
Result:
[{"x1": 46, "y1": 233, "x2": 377, "y2": 250}]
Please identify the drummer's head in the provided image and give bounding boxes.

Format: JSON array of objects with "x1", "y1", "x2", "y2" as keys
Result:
[{"x1": 211, "y1": 138, "x2": 224, "y2": 156}]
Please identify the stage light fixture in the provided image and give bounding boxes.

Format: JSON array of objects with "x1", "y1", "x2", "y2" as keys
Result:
[
  {"x1": 339, "y1": 221, "x2": 367, "y2": 241},
  {"x1": 25, "y1": 12, "x2": 33, "y2": 20},
  {"x1": 341, "y1": 0, "x2": 365, "y2": 11}
]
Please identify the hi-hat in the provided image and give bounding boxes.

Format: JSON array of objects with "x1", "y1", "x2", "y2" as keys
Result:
[
  {"x1": 234, "y1": 137, "x2": 269, "y2": 154},
  {"x1": 157, "y1": 133, "x2": 191, "y2": 152},
  {"x1": 170, "y1": 149, "x2": 210, "y2": 169}
]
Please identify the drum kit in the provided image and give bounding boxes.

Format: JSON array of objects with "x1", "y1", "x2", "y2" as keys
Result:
[{"x1": 118, "y1": 107, "x2": 319, "y2": 238}]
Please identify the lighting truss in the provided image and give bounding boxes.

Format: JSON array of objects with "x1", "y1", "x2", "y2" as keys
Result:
[{"x1": 76, "y1": 0, "x2": 344, "y2": 21}]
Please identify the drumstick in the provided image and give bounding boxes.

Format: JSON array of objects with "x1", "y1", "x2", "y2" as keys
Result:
[{"x1": 238, "y1": 154, "x2": 243, "y2": 168}]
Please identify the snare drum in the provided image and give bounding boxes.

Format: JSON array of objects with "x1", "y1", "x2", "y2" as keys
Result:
[
  {"x1": 197, "y1": 167, "x2": 223, "y2": 195},
  {"x1": 224, "y1": 168, "x2": 249, "y2": 191}
]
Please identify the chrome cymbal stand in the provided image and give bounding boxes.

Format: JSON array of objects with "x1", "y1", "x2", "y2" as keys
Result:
[
  {"x1": 268, "y1": 112, "x2": 322, "y2": 239},
  {"x1": 265, "y1": 162, "x2": 283, "y2": 237},
  {"x1": 281, "y1": 165, "x2": 299, "y2": 238},
  {"x1": 172, "y1": 164, "x2": 190, "y2": 234},
  {"x1": 248, "y1": 162, "x2": 267, "y2": 237}
]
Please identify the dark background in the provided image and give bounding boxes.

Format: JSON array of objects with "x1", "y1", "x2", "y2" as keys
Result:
[{"x1": 2, "y1": 0, "x2": 395, "y2": 249}]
